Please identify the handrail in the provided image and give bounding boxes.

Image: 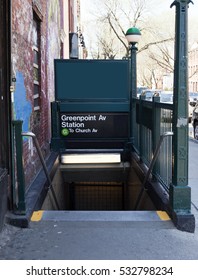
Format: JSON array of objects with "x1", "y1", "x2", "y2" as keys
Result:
[
  {"x1": 22, "y1": 132, "x2": 60, "y2": 210},
  {"x1": 134, "y1": 131, "x2": 174, "y2": 210}
]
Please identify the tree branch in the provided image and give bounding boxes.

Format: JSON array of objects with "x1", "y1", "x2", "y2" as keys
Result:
[{"x1": 138, "y1": 38, "x2": 174, "y2": 53}]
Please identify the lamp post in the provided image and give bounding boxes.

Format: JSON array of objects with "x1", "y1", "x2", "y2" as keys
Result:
[{"x1": 125, "y1": 27, "x2": 141, "y2": 143}]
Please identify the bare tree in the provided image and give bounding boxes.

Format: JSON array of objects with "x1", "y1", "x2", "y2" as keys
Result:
[
  {"x1": 95, "y1": 0, "x2": 149, "y2": 57},
  {"x1": 89, "y1": 0, "x2": 174, "y2": 58},
  {"x1": 84, "y1": 0, "x2": 176, "y2": 88},
  {"x1": 148, "y1": 42, "x2": 174, "y2": 73},
  {"x1": 97, "y1": 37, "x2": 117, "y2": 59}
]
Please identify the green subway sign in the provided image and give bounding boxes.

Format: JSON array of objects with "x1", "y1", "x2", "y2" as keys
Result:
[
  {"x1": 60, "y1": 113, "x2": 129, "y2": 139},
  {"x1": 51, "y1": 59, "x2": 130, "y2": 150}
]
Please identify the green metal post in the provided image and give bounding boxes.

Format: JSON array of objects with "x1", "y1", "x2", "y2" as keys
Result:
[
  {"x1": 51, "y1": 101, "x2": 61, "y2": 151},
  {"x1": 12, "y1": 120, "x2": 26, "y2": 214},
  {"x1": 170, "y1": 0, "x2": 195, "y2": 232},
  {"x1": 130, "y1": 43, "x2": 138, "y2": 144},
  {"x1": 11, "y1": 121, "x2": 17, "y2": 212},
  {"x1": 139, "y1": 95, "x2": 145, "y2": 161},
  {"x1": 152, "y1": 96, "x2": 161, "y2": 176},
  {"x1": 51, "y1": 101, "x2": 60, "y2": 139}
]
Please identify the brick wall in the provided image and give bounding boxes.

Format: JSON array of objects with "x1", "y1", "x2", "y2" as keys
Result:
[{"x1": 12, "y1": 0, "x2": 64, "y2": 187}]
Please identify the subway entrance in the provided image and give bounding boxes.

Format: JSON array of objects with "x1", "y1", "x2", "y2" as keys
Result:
[
  {"x1": 41, "y1": 152, "x2": 155, "y2": 211},
  {"x1": 43, "y1": 59, "x2": 155, "y2": 212},
  {"x1": 41, "y1": 168, "x2": 156, "y2": 211}
]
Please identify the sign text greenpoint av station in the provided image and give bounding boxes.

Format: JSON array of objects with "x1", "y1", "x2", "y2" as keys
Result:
[{"x1": 60, "y1": 113, "x2": 129, "y2": 139}]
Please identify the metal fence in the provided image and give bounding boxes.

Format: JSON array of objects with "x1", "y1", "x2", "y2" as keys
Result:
[{"x1": 133, "y1": 96, "x2": 173, "y2": 192}]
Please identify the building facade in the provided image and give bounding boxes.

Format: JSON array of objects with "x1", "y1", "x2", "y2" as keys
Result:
[
  {"x1": 12, "y1": 0, "x2": 61, "y2": 185},
  {"x1": 0, "y1": 0, "x2": 84, "y2": 231},
  {"x1": 0, "y1": 0, "x2": 12, "y2": 231},
  {"x1": 189, "y1": 43, "x2": 198, "y2": 92}
]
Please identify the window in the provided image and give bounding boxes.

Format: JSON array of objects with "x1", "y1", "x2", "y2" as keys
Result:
[{"x1": 33, "y1": 15, "x2": 40, "y2": 111}]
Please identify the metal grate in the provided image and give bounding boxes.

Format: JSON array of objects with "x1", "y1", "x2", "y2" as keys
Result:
[{"x1": 69, "y1": 182, "x2": 124, "y2": 210}]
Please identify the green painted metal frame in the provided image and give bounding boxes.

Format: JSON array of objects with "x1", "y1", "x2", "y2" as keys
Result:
[
  {"x1": 169, "y1": 0, "x2": 195, "y2": 231},
  {"x1": 135, "y1": 96, "x2": 167, "y2": 168},
  {"x1": 132, "y1": 1, "x2": 195, "y2": 232},
  {"x1": 130, "y1": 43, "x2": 138, "y2": 144},
  {"x1": 54, "y1": 59, "x2": 130, "y2": 102},
  {"x1": 11, "y1": 120, "x2": 26, "y2": 214},
  {"x1": 51, "y1": 59, "x2": 131, "y2": 152}
]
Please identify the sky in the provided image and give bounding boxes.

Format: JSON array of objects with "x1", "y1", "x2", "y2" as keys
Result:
[
  {"x1": 80, "y1": 0, "x2": 197, "y2": 57},
  {"x1": 81, "y1": 0, "x2": 197, "y2": 20}
]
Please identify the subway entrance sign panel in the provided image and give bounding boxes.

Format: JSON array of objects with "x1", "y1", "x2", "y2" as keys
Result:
[
  {"x1": 60, "y1": 113, "x2": 129, "y2": 139},
  {"x1": 51, "y1": 59, "x2": 130, "y2": 151}
]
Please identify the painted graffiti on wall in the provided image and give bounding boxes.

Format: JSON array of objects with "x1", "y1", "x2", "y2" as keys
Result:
[
  {"x1": 11, "y1": 0, "x2": 63, "y2": 186},
  {"x1": 47, "y1": 0, "x2": 61, "y2": 102},
  {"x1": 12, "y1": 0, "x2": 33, "y2": 132},
  {"x1": 13, "y1": 72, "x2": 32, "y2": 132}
]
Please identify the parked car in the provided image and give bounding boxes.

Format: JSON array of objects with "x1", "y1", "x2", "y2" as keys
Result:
[
  {"x1": 189, "y1": 103, "x2": 194, "y2": 122},
  {"x1": 141, "y1": 89, "x2": 161, "y2": 101},
  {"x1": 137, "y1": 86, "x2": 148, "y2": 98},
  {"x1": 159, "y1": 91, "x2": 173, "y2": 103},
  {"x1": 189, "y1": 92, "x2": 198, "y2": 122},
  {"x1": 191, "y1": 101, "x2": 198, "y2": 139},
  {"x1": 189, "y1": 92, "x2": 198, "y2": 106}
]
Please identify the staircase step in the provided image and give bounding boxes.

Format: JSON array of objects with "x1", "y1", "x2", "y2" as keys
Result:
[{"x1": 31, "y1": 210, "x2": 171, "y2": 222}]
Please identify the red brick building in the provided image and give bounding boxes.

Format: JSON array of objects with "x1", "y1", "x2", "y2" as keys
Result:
[
  {"x1": 0, "y1": 0, "x2": 84, "y2": 230},
  {"x1": 11, "y1": 0, "x2": 79, "y2": 186}
]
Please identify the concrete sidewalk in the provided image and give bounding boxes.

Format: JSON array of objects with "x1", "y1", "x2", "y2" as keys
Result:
[
  {"x1": 0, "y1": 139, "x2": 198, "y2": 260},
  {"x1": 189, "y1": 138, "x2": 198, "y2": 211},
  {"x1": 0, "y1": 210, "x2": 197, "y2": 260},
  {"x1": 188, "y1": 138, "x2": 198, "y2": 233}
]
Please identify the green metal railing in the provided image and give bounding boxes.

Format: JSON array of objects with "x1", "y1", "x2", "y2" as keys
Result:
[
  {"x1": 134, "y1": 96, "x2": 173, "y2": 192},
  {"x1": 11, "y1": 120, "x2": 60, "y2": 214},
  {"x1": 134, "y1": 131, "x2": 173, "y2": 210}
]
